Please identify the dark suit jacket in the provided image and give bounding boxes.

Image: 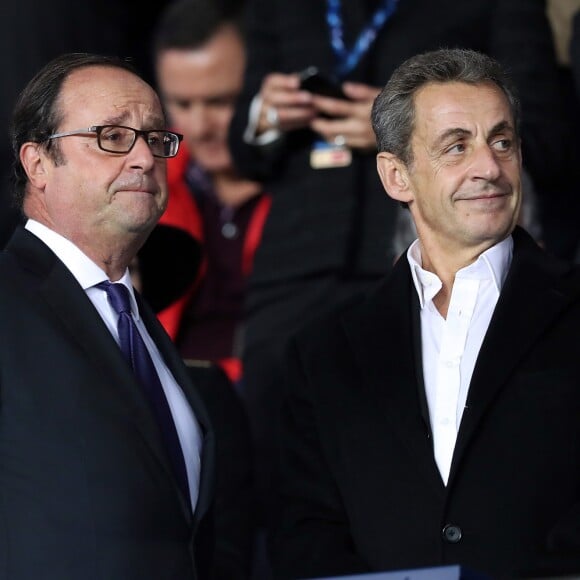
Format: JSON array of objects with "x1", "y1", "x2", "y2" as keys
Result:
[
  {"x1": 272, "y1": 227, "x2": 580, "y2": 579},
  {"x1": 0, "y1": 227, "x2": 215, "y2": 580},
  {"x1": 229, "y1": 0, "x2": 567, "y2": 284}
]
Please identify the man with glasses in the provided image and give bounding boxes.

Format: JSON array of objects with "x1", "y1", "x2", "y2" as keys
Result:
[
  {"x1": 1, "y1": 52, "x2": 215, "y2": 580},
  {"x1": 46, "y1": 125, "x2": 183, "y2": 158}
]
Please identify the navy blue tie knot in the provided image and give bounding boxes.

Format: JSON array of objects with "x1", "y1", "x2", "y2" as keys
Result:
[{"x1": 98, "y1": 281, "x2": 132, "y2": 315}]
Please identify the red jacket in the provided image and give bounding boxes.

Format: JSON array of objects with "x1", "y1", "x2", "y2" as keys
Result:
[{"x1": 156, "y1": 145, "x2": 271, "y2": 383}]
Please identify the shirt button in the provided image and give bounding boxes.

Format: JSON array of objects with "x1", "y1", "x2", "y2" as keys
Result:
[{"x1": 442, "y1": 524, "x2": 462, "y2": 544}]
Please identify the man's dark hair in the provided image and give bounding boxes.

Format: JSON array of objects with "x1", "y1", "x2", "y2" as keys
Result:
[
  {"x1": 371, "y1": 48, "x2": 521, "y2": 166},
  {"x1": 10, "y1": 52, "x2": 142, "y2": 208},
  {"x1": 153, "y1": 0, "x2": 244, "y2": 54}
]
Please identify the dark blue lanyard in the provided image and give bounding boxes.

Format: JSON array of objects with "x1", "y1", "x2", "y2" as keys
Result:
[{"x1": 326, "y1": 0, "x2": 399, "y2": 78}]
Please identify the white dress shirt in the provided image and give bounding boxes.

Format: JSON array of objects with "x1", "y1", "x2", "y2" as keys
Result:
[
  {"x1": 25, "y1": 219, "x2": 203, "y2": 509},
  {"x1": 243, "y1": 94, "x2": 283, "y2": 145},
  {"x1": 407, "y1": 236, "x2": 513, "y2": 484}
]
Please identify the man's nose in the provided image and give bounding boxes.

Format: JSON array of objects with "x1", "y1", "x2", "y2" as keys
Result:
[
  {"x1": 470, "y1": 144, "x2": 502, "y2": 181},
  {"x1": 187, "y1": 104, "x2": 212, "y2": 137},
  {"x1": 127, "y1": 134, "x2": 156, "y2": 169}
]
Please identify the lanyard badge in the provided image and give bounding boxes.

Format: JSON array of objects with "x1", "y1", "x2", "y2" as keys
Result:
[
  {"x1": 310, "y1": 0, "x2": 399, "y2": 169},
  {"x1": 327, "y1": 0, "x2": 400, "y2": 78}
]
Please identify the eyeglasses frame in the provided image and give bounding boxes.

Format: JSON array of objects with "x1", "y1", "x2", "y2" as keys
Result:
[{"x1": 45, "y1": 124, "x2": 184, "y2": 158}]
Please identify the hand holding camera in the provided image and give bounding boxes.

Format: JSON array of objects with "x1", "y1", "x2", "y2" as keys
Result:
[{"x1": 299, "y1": 67, "x2": 380, "y2": 150}]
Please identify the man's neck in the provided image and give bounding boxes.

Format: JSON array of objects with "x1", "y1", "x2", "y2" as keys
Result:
[{"x1": 211, "y1": 171, "x2": 261, "y2": 208}]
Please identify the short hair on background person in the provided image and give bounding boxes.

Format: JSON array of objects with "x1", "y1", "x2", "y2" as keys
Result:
[
  {"x1": 153, "y1": 0, "x2": 245, "y2": 54},
  {"x1": 10, "y1": 53, "x2": 141, "y2": 209},
  {"x1": 371, "y1": 48, "x2": 521, "y2": 165}
]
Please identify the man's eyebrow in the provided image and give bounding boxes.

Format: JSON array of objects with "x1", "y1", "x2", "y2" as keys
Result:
[
  {"x1": 433, "y1": 128, "x2": 471, "y2": 149},
  {"x1": 148, "y1": 118, "x2": 167, "y2": 129},
  {"x1": 432, "y1": 120, "x2": 515, "y2": 149},
  {"x1": 101, "y1": 113, "x2": 129, "y2": 126},
  {"x1": 99, "y1": 113, "x2": 167, "y2": 129},
  {"x1": 488, "y1": 120, "x2": 515, "y2": 137},
  {"x1": 167, "y1": 91, "x2": 237, "y2": 105}
]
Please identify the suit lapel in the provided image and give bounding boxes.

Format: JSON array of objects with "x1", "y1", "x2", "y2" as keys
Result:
[
  {"x1": 319, "y1": 227, "x2": 579, "y2": 494},
  {"x1": 342, "y1": 258, "x2": 444, "y2": 495},
  {"x1": 450, "y1": 228, "x2": 580, "y2": 483},
  {"x1": 7, "y1": 228, "x2": 195, "y2": 521}
]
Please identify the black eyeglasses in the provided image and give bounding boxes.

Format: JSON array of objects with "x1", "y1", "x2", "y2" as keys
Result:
[{"x1": 46, "y1": 125, "x2": 183, "y2": 158}]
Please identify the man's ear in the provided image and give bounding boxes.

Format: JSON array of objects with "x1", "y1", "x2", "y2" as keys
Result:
[
  {"x1": 20, "y1": 143, "x2": 48, "y2": 190},
  {"x1": 376, "y1": 152, "x2": 413, "y2": 204}
]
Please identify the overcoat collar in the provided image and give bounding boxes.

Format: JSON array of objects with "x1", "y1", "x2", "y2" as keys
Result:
[
  {"x1": 339, "y1": 227, "x2": 580, "y2": 491},
  {"x1": 340, "y1": 248, "x2": 444, "y2": 495},
  {"x1": 450, "y1": 227, "x2": 580, "y2": 484}
]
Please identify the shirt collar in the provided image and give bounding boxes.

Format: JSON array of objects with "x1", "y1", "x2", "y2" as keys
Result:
[
  {"x1": 407, "y1": 235, "x2": 513, "y2": 309},
  {"x1": 25, "y1": 219, "x2": 139, "y2": 317}
]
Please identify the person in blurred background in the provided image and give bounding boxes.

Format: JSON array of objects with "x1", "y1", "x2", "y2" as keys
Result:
[
  {"x1": 140, "y1": 0, "x2": 270, "y2": 388},
  {"x1": 138, "y1": 2, "x2": 264, "y2": 577}
]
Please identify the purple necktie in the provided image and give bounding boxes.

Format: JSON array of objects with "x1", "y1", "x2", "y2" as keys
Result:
[{"x1": 98, "y1": 281, "x2": 190, "y2": 505}]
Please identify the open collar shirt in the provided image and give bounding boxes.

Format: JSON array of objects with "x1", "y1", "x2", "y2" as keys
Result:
[{"x1": 407, "y1": 235, "x2": 513, "y2": 484}]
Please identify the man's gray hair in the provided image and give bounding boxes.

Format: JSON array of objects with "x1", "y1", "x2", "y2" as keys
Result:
[{"x1": 371, "y1": 48, "x2": 521, "y2": 165}]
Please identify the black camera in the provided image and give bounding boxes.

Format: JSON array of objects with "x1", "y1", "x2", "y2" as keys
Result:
[{"x1": 299, "y1": 66, "x2": 348, "y2": 100}]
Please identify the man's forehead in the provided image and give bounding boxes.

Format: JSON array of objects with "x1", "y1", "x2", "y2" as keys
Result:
[
  {"x1": 65, "y1": 65, "x2": 140, "y2": 91},
  {"x1": 412, "y1": 81, "x2": 514, "y2": 134},
  {"x1": 415, "y1": 79, "x2": 507, "y2": 105},
  {"x1": 158, "y1": 45, "x2": 244, "y2": 92},
  {"x1": 59, "y1": 66, "x2": 164, "y2": 125}
]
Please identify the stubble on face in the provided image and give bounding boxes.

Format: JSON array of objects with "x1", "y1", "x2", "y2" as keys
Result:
[
  {"x1": 405, "y1": 81, "x2": 522, "y2": 270},
  {"x1": 41, "y1": 66, "x2": 169, "y2": 258}
]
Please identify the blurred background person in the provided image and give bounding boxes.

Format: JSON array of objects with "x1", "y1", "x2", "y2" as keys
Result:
[
  {"x1": 227, "y1": 1, "x2": 571, "y2": 577},
  {"x1": 138, "y1": 1, "x2": 268, "y2": 577},
  {"x1": 140, "y1": 0, "x2": 271, "y2": 387}
]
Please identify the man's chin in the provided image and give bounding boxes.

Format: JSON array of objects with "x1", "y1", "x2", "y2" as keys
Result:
[{"x1": 190, "y1": 149, "x2": 232, "y2": 174}]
